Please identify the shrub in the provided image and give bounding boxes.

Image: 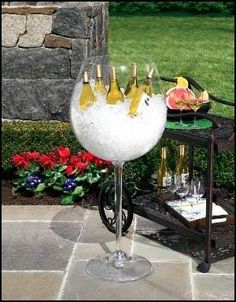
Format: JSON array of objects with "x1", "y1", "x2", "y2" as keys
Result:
[
  {"x1": 109, "y1": 1, "x2": 234, "y2": 16},
  {"x1": 2, "y1": 121, "x2": 234, "y2": 188}
]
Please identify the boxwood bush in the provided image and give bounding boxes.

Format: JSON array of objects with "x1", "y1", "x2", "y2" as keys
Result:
[
  {"x1": 109, "y1": 1, "x2": 234, "y2": 16},
  {"x1": 2, "y1": 120, "x2": 234, "y2": 188}
]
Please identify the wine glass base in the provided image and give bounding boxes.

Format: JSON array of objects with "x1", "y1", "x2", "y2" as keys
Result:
[{"x1": 85, "y1": 250, "x2": 153, "y2": 282}]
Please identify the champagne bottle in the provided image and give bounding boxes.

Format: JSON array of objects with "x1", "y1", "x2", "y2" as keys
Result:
[
  {"x1": 175, "y1": 145, "x2": 189, "y2": 185},
  {"x1": 79, "y1": 71, "x2": 96, "y2": 111},
  {"x1": 128, "y1": 67, "x2": 155, "y2": 116},
  {"x1": 94, "y1": 64, "x2": 107, "y2": 95},
  {"x1": 141, "y1": 67, "x2": 155, "y2": 97},
  {"x1": 106, "y1": 66, "x2": 124, "y2": 104},
  {"x1": 157, "y1": 147, "x2": 172, "y2": 191},
  {"x1": 124, "y1": 63, "x2": 138, "y2": 99}
]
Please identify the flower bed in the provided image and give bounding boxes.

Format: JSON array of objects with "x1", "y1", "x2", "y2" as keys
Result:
[{"x1": 10, "y1": 146, "x2": 112, "y2": 205}]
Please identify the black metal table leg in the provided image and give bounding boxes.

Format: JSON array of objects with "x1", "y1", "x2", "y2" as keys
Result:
[
  {"x1": 197, "y1": 131, "x2": 214, "y2": 273},
  {"x1": 188, "y1": 144, "x2": 194, "y2": 182}
]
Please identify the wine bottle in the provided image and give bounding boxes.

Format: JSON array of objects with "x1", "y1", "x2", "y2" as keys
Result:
[
  {"x1": 141, "y1": 67, "x2": 155, "y2": 97},
  {"x1": 79, "y1": 71, "x2": 96, "y2": 111},
  {"x1": 157, "y1": 147, "x2": 172, "y2": 191},
  {"x1": 106, "y1": 66, "x2": 124, "y2": 104},
  {"x1": 94, "y1": 64, "x2": 107, "y2": 95},
  {"x1": 175, "y1": 144, "x2": 189, "y2": 185},
  {"x1": 124, "y1": 63, "x2": 138, "y2": 99},
  {"x1": 128, "y1": 67, "x2": 155, "y2": 116}
]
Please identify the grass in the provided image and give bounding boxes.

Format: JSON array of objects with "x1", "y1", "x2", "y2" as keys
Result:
[{"x1": 108, "y1": 14, "x2": 234, "y2": 118}]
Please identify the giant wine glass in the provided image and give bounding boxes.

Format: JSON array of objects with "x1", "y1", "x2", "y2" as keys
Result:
[{"x1": 70, "y1": 55, "x2": 167, "y2": 282}]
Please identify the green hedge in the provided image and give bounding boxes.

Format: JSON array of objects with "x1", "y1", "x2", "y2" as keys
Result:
[
  {"x1": 109, "y1": 1, "x2": 234, "y2": 16},
  {"x1": 2, "y1": 121, "x2": 234, "y2": 188}
]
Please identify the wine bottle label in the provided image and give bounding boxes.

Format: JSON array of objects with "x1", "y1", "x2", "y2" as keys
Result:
[
  {"x1": 162, "y1": 175, "x2": 172, "y2": 187},
  {"x1": 181, "y1": 173, "x2": 189, "y2": 185},
  {"x1": 174, "y1": 173, "x2": 189, "y2": 185}
]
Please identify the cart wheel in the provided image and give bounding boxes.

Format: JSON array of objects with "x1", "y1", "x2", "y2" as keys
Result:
[
  {"x1": 197, "y1": 261, "x2": 211, "y2": 273},
  {"x1": 98, "y1": 180, "x2": 133, "y2": 235}
]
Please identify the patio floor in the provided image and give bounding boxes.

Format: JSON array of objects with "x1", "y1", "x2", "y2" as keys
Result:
[{"x1": 2, "y1": 205, "x2": 235, "y2": 300}]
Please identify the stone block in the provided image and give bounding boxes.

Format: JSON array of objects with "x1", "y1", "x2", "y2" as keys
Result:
[
  {"x1": 193, "y1": 274, "x2": 234, "y2": 300},
  {"x1": 44, "y1": 33, "x2": 72, "y2": 49},
  {"x1": 2, "y1": 221, "x2": 82, "y2": 270},
  {"x1": 2, "y1": 79, "x2": 75, "y2": 121},
  {"x1": 2, "y1": 48, "x2": 70, "y2": 79},
  {"x1": 2, "y1": 14, "x2": 26, "y2": 47},
  {"x1": 71, "y1": 38, "x2": 89, "y2": 78},
  {"x1": 2, "y1": 271, "x2": 63, "y2": 301},
  {"x1": 52, "y1": 6, "x2": 90, "y2": 38},
  {"x1": 61, "y1": 261, "x2": 192, "y2": 300},
  {"x1": 2, "y1": 6, "x2": 57, "y2": 15},
  {"x1": 2, "y1": 205, "x2": 86, "y2": 222},
  {"x1": 18, "y1": 14, "x2": 52, "y2": 47}
]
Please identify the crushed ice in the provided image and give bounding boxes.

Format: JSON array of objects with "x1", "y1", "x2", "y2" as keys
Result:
[{"x1": 70, "y1": 81, "x2": 167, "y2": 162}]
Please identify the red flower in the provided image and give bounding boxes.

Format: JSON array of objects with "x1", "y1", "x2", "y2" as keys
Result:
[
  {"x1": 65, "y1": 165, "x2": 75, "y2": 176},
  {"x1": 80, "y1": 152, "x2": 94, "y2": 163},
  {"x1": 75, "y1": 161, "x2": 89, "y2": 172},
  {"x1": 39, "y1": 152, "x2": 56, "y2": 169},
  {"x1": 57, "y1": 146, "x2": 70, "y2": 165},
  {"x1": 11, "y1": 154, "x2": 30, "y2": 169},
  {"x1": 23, "y1": 151, "x2": 41, "y2": 161},
  {"x1": 70, "y1": 155, "x2": 81, "y2": 166}
]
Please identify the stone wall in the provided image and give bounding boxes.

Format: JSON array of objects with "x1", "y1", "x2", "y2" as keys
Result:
[{"x1": 2, "y1": 2, "x2": 109, "y2": 121}]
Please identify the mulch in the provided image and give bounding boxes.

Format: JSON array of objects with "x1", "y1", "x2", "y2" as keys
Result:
[
  {"x1": 2, "y1": 179, "x2": 235, "y2": 210},
  {"x1": 1, "y1": 179, "x2": 98, "y2": 206}
]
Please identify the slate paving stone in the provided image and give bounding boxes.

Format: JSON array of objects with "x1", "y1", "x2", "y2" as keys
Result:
[
  {"x1": 133, "y1": 234, "x2": 189, "y2": 263},
  {"x1": 79, "y1": 210, "x2": 135, "y2": 244},
  {"x1": 2, "y1": 271, "x2": 63, "y2": 301},
  {"x1": 61, "y1": 261, "x2": 192, "y2": 300},
  {"x1": 2, "y1": 205, "x2": 86, "y2": 222},
  {"x1": 2, "y1": 222, "x2": 82, "y2": 270},
  {"x1": 193, "y1": 274, "x2": 235, "y2": 300}
]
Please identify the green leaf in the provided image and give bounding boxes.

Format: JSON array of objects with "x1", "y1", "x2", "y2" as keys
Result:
[
  {"x1": 52, "y1": 185, "x2": 63, "y2": 191},
  {"x1": 35, "y1": 183, "x2": 46, "y2": 192},
  {"x1": 72, "y1": 186, "x2": 85, "y2": 197},
  {"x1": 87, "y1": 173, "x2": 101, "y2": 184},
  {"x1": 17, "y1": 170, "x2": 28, "y2": 178},
  {"x1": 75, "y1": 175, "x2": 88, "y2": 182},
  {"x1": 61, "y1": 195, "x2": 74, "y2": 205},
  {"x1": 35, "y1": 192, "x2": 44, "y2": 198},
  {"x1": 12, "y1": 186, "x2": 19, "y2": 196}
]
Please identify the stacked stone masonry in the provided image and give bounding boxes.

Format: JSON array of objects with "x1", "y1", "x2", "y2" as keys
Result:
[{"x1": 2, "y1": 2, "x2": 109, "y2": 121}]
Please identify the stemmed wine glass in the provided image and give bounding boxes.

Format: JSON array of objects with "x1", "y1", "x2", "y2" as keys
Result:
[
  {"x1": 175, "y1": 181, "x2": 189, "y2": 212},
  {"x1": 186, "y1": 178, "x2": 205, "y2": 215},
  {"x1": 187, "y1": 98, "x2": 203, "y2": 128},
  {"x1": 168, "y1": 174, "x2": 181, "y2": 201},
  {"x1": 174, "y1": 96, "x2": 188, "y2": 127},
  {"x1": 70, "y1": 55, "x2": 167, "y2": 282}
]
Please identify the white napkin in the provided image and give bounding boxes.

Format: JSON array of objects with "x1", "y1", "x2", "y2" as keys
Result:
[{"x1": 167, "y1": 198, "x2": 228, "y2": 223}]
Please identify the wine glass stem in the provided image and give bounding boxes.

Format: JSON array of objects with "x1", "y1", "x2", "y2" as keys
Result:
[
  {"x1": 180, "y1": 108, "x2": 183, "y2": 126},
  {"x1": 194, "y1": 113, "x2": 197, "y2": 127},
  {"x1": 114, "y1": 162, "x2": 124, "y2": 252}
]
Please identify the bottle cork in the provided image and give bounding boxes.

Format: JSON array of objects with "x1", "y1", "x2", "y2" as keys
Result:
[{"x1": 147, "y1": 67, "x2": 155, "y2": 79}]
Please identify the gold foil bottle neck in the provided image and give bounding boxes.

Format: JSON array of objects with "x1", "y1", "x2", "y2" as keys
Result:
[
  {"x1": 83, "y1": 71, "x2": 89, "y2": 83},
  {"x1": 147, "y1": 67, "x2": 155, "y2": 79},
  {"x1": 110, "y1": 66, "x2": 117, "y2": 80},
  {"x1": 131, "y1": 63, "x2": 137, "y2": 77},
  {"x1": 179, "y1": 145, "x2": 185, "y2": 156},
  {"x1": 96, "y1": 64, "x2": 102, "y2": 78},
  {"x1": 161, "y1": 147, "x2": 167, "y2": 159}
]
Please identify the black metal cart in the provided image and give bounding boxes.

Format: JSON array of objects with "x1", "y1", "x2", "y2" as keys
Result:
[{"x1": 98, "y1": 76, "x2": 235, "y2": 273}]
